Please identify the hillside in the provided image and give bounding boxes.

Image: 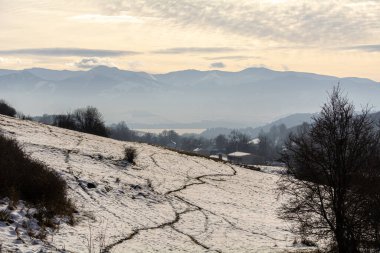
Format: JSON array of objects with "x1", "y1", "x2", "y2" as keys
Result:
[
  {"x1": 1, "y1": 66, "x2": 379, "y2": 126},
  {"x1": 0, "y1": 115, "x2": 313, "y2": 252}
]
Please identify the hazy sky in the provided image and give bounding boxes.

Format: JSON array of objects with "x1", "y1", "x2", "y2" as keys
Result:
[{"x1": 1, "y1": 0, "x2": 380, "y2": 80}]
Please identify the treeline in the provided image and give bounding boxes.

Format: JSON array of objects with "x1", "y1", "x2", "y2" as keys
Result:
[
  {"x1": 107, "y1": 122, "x2": 293, "y2": 164},
  {"x1": 0, "y1": 99, "x2": 294, "y2": 164},
  {"x1": 0, "y1": 100, "x2": 16, "y2": 117}
]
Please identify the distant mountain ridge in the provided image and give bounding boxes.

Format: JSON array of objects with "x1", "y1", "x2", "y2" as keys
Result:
[
  {"x1": 200, "y1": 111, "x2": 380, "y2": 139},
  {"x1": 200, "y1": 113, "x2": 316, "y2": 138},
  {"x1": 0, "y1": 66, "x2": 379, "y2": 126}
]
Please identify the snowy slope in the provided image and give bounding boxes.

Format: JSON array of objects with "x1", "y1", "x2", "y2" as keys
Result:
[{"x1": 0, "y1": 115, "x2": 313, "y2": 252}]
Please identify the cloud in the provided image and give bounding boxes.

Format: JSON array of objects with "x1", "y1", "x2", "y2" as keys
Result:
[
  {"x1": 0, "y1": 57, "x2": 22, "y2": 64},
  {"x1": 0, "y1": 48, "x2": 140, "y2": 57},
  {"x1": 341, "y1": 44, "x2": 380, "y2": 52},
  {"x1": 282, "y1": 65, "x2": 289, "y2": 71},
  {"x1": 250, "y1": 64, "x2": 270, "y2": 69},
  {"x1": 71, "y1": 58, "x2": 117, "y2": 69},
  {"x1": 127, "y1": 61, "x2": 143, "y2": 70},
  {"x1": 205, "y1": 55, "x2": 261, "y2": 60},
  {"x1": 152, "y1": 47, "x2": 237, "y2": 54},
  {"x1": 101, "y1": 0, "x2": 380, "y2": 46},
  {"x1": 69, "y1": 14, "x2": 143, "y2": 24},
  {"x1": 209, "y1": 62, "x2": 226, "y2": 68}
]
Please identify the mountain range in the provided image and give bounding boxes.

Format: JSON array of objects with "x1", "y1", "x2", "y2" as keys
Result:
[{"x1": 1, "y1": 66, "x2": 379, "y2": 127}]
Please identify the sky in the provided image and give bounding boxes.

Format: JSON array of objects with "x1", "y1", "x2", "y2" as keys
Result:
[{"x1": 1, "y1": 0, "x2": 380, "y2": 81}]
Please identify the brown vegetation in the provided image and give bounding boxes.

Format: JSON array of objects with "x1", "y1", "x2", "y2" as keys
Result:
[{"x1": 0, "y1": 134, "x2": 75, "y2": 221}]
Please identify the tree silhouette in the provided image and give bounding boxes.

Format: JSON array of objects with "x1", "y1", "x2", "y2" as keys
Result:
[
  {"x1": 279, "y1": 87, "x2": 380, "y2": 252},
  {"x1": 0, "y1": 100, "x2": 16, "y2": 117}
]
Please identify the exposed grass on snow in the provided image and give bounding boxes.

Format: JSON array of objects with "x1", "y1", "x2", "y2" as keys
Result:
[{"x1": 124, "y1": 146, "x2": 137, "y2": 164}]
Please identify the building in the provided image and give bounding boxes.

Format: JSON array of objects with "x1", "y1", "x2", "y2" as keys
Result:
[
  {"x1": 227, "y1": 151, "x2": 257, "y2": 164},
  {"x1": 210, "y1": 153, "x2": 228, "y2": 161}
]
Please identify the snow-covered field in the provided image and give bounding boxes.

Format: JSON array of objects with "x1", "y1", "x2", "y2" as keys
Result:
[{"x1": 0, "y1": 115, "x2": 314, "y2": 252}]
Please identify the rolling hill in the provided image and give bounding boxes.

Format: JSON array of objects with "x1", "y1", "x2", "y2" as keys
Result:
[{"x1": 0, "y1": 115, "x2": 313, "y2": 252}]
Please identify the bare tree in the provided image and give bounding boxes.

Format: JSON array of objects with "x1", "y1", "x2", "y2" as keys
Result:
[
  {"x1": 53, "y1": 106, "x2": 108, "y2": 137},
  {"x1": 215, "y1": 134, "x2": 228, "y2": 151},
  {"x1": 228, "y1": 130, "x2": 250, "y2": 152},
  {"x1": 109, "y1": 121, "x2": 135, "y2": 141},
  {"x1": 278, "y1": 87, "x2": 380, "y2": 252},
  {"x1": 74, "y1": 106, "x2": 108, "y2": 137},
  {"x1": 53, "y1": 113, "x2": 77, "y2": 130}
]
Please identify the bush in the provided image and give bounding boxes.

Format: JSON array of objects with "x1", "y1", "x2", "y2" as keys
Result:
[
  {"x1": 0, "y1": 100, "x2": 16, "y2": 117},
  {"x1": 0, "y1": 134, "x2": 75, "y2": 218},
  {"x1": 0, "y1": 209, "x2": 11, "y2": 222},
  {"x1": 124, "y1": 147, "x2": 137, "y2": 164}
]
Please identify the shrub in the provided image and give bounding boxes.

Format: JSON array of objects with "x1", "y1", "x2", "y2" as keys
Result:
[
  {"x1": 124, "y1": 147, "x2": 137, "y2": 164},
  {"x1": 0, "y1": 209, "x2": 11, "y2": 222},
  {"x1": 0, "y1": 134, "x2": 75, "y2": 219},
  {"x1": 0, "y1": 100, "x2": 16, "y2": 117}
]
